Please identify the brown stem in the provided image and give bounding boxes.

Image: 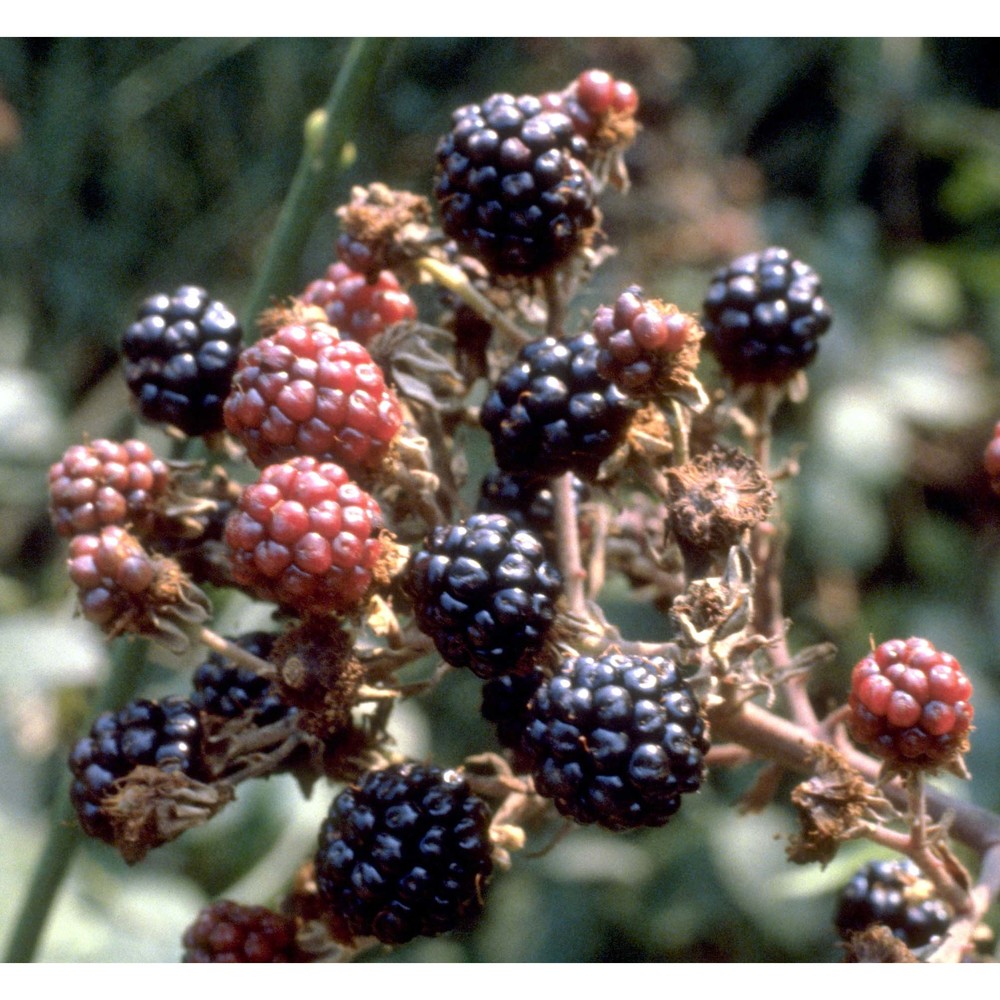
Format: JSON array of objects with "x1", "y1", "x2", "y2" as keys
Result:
[
  {"x1": 543, "y1": 271, "x2": 566, "y2": 339},
  {"x1": 197, "y1": 627, "x2": 277, "y2": 680},
  {"x1": 710, "y1": 700, "x2": 1000, "y2": 858},
  {"x1": 553, "y1": 471, "x2": 587, "y2": 617}
]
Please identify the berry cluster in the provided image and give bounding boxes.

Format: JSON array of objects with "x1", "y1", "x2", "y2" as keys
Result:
[
  {"x1": 591, "y1": 285, "x2": 702, "y2": 398},
  {"x1": 69, "y1": 696, "x2": 207, "y2": 843},
  {"x1": 47, "y1": 58, "x2": 994, "y2": 968},
  {"x1": 520, "y1": 652, "x2": 709, "y2": 831},
  {"x1": 182, "y1": 900, "x2": 302, "y2": 963},
  {"x1": 702, "y1": 246, "x2": 832, "y2": 385},
  {"x1": 434, "y1": 92, "x2": 597, "y2": 277},
  {"x1": 407, "y1": 512, "x2": 561, "y2": 680},
  {"x1": 48, "y1": 438, "x2": 169, "y2": 540},
  {"x1": 479, "y1": 331, "x2": 635, "y2": 480},
  {"x1": 224, "y1": 456, "x2": 385, "y2": 617}
]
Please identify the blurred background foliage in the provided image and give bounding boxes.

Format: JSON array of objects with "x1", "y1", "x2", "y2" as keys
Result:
[{"x1": 1, "y1": 37, "x2": 999, "y2": 962}]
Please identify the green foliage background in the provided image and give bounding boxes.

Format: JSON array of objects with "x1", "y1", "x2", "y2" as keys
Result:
[{"x1": 1, "y1": 37, "x2": 999, "y2": 962}]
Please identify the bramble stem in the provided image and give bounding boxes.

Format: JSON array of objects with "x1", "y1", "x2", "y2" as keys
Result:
[
  {"x1": 711, "y1": 699, "x2": 1000, "y2": 859},
  {"x1": 416, "y1": 256, "x2": 531, "y2": 345},
  {"x1": 543, "y1": 271, "x2": 565, "y2": 339},
  {"x1": 197, "y1": 626, "x2": 276, "y2": 680},
  {"x1": 242, "y1": 38, "x2": 394, "y2": 334},
  {"x1": 553, "y1": 471, "x2": 587, "y2": 617},
  {"x1": 4, "y1": 638, "x2": 151, "y2": 963},
  {"x1": 745, "y1": 383, "x2": 819, "y2": 734}
]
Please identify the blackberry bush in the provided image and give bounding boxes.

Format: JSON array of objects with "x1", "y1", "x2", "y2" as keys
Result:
[{"x1": 21, "y1": 49, "x2": 1000, "y2": 968}]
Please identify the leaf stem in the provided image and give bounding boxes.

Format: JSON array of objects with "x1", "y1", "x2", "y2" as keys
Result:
[{"x1": 242, "y1": 38, "x2": 394, "y2": 335}]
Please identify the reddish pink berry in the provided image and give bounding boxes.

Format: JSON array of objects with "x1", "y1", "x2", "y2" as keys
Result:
[
  {"x1": 222, "y1": 322, "x2": 403, "y2": 473},
  {"x1": 848, "y1": 637, "x2": 974, "y2": 769},
  {"x1": 48, "y1": 439, "x2": 169, "y2": 539},
  {"x1": 300, "y1": 261, "x2": 417, "y2": 346},
  {"x1": 591, "y1": 286, "x2": 702, "y2": 397},
  {"x1": 984, "y1": 421, "x2": 1000, "y2": 493},
  {"x1": 182, "y1": 900, "x2": 302, "y2": 963},
  {"x1": 225, "y1": 456, "x2": 384, "y2": 616}
]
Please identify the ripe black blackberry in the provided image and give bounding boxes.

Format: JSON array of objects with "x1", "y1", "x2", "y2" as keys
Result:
[
  {"x1": 479, "y1": 331, "x2": 634, "y2": 480},
  {"x1": 702, "y1": 246, "x2": 832, "y2": 385},
  {"x1": 481, "y1": 665, "x2": 545, "y2": 758},
  {"x1": 407, "y1": 513, "x2": 562, "y2": 680},
  {"x1": 476, "y1": 468, "x2": 588, "y2": 553},
  {"x1": 835, "y1": 858, "x2": 952, "y2": 949},
  {"x1": 314, "y1": 762, "x2": 494, "y2": 945},
  {"x1": 522, "y1": 652, "x2": 709, "y2": 830},
  {"x1": 68, "y1": 695, "x2": 207, "y2": 843},
  {"x1": 434, "y1": 93, "x2": 597, "y2": 277},
  {"x1": 192, "y1": 632, "x2": 290, "y2": 726},
  {"x1": 122, "y1": 285, "x2": 242, "y2": 436}
]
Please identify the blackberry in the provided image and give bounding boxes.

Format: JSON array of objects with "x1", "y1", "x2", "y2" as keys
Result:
[
  {"x1": 591, "y1": 285, "x2": 702, "y2": 398},
  {"x1": 481, "y1": 665, "x2": 545, "y2": 756},
  {"x1": 122, "y1": 285, "x2": 242, "y2": 436},
  {"x1": 68, "y1": 695, "x2": 206, "y2": 843},
  {"x1": 182, "y1": 899, "x2": 301, "y2": 962},
  {"x1": 479, "y1": 331, "x2": 634, "y2": 480},
  {"x1": 522, "y1": 652, "x2": 709, "y2": 830},
  {"x1": 407, "y1": 513, "x2": 561, "y2": 680},
  {"x1": 434, "y1": 93, "x2": 597, "y2": 277},
  {"x1": 192, "y1": 632, "x2": 290, "y2": 726},
  {"x1": 835, "y1": 858, "x2": 952, "y2": 949},
  {"x1": 702, "y1": 246, "x2": 832, "y2": 385},
  {"x1": 222, "y1": 321, "x2": 403, "y2": 474},
  {"x1": 48, "y1": 438, "x2": 169, "y2": 539},
  {"x1": 224, "y1": 456, "x2": 385, "y2": 617},
  {"x1": 476, "y1": 468, "x2": 588, "y2": 541},
  {"x1": 314, "y1": 762, "x2": 494, "y2": 944},
  {"x1": 540, "y1": 69, "x2": 639, "y2": 151},
  {"x1": 848, "y1": 637, "x2": 974, "y2": 770},
  {"x1": 300, "y1": 261, "x2": 417, "y2": 346}
]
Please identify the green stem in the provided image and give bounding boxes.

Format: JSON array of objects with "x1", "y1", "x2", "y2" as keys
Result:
[
  {"x1": 241, "y1": 37, "x2": 394, "y2": 335},
  {"x1": 4, "y1": 638, "x2": 150, "y2": 963}
]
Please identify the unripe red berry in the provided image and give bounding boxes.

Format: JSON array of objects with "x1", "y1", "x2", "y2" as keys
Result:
[
  {"x1": 848, "y1": 637, "x2": 973, "y2": 769},
  {"x1": 225, "y1": 456, "x2": 384, "y2": 616}
]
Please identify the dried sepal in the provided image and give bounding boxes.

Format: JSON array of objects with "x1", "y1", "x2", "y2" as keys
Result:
[
  {"x1": 336, "y1": 183, "x2": 434, "y2": 284},
  {"x1": 100, "y1": 765, "x2": 235, "y2": 864},
  {"x1": 786, "y1": 744, "x2": 887, "y2": 867},
  {"x1": 842, "y1": 924, "x2": 919, "y2": 963},
  {"x1": 270, "y1": 619, "x2": 365, "y2": 739},
  {"x1": 667, "y1": 445, "x2": 776, "y2": 556},
  {"x1": 366, "y1": 321, "x2": 466, "y2": 412}
]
